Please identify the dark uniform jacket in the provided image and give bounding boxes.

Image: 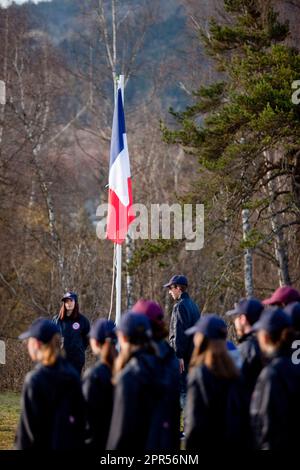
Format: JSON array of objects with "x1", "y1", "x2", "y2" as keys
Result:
[
  {"x1": 250, "y1": 351, "x2": 300, "y2": 450},
  {"x1": 238, "y1": 332, "x2": 263, "y2": 398},
  {"x1": 15, "y1": 357, "x2": 85, "y2": 450},
  {"x1": 82, "y1": 361, "x2": 113, "y2": 450},
  {"x1": 106, "y1": 349, "x2": 168, "y2": 451},
  {"x1": 185, "y1": 364, "x2": 249, "y2": 451},
  {"x1": 151, "y1": 340, "x2": 181, "y2": 450},
  {"x1": 53, "y1": 313, "x2": 90, "y2": 373},
  {"x1": 169, "y1": 292, "x2": 200, "y2": 367}
]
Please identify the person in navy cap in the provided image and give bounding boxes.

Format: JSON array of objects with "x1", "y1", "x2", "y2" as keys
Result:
[
  {"x1": 184, "y1": 315, "x2": 249, "y2": 451},
  {"x1": 53, "y1": 291, "x2": 90, "y2": 374},
  {"x1": 106, "y1": 312, "x2": 165, "y2": 451},
  {"x1": 132, "y1": 300, "x2": 181, "y2": 449},
  {"x1": 82, "y1": 319, "x2": 117, "y2": 450},
  {"x1": 284, "y1": 302, "x2": 300, "y2": 337},
  {"x1": 15, "y1": 318, "x2": 85, "y2": 450},
  {"x1": 250, "y1": 307, "x2": 300, "y2": 449},
  {"x1": 163, "y1": 275, "x2": 200, "y2": 411},
  {"x1": 226, "y1": 298, "x2": 264, "y2": 397}
]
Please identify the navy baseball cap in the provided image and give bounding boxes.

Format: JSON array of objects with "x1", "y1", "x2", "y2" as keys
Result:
[
  {"x1": 251, "y1": 307, "x2": 291, "y2": 334},
  {"x1": 89, "y1": 319, "x2": 116, "y2": 343},
  {"x1": 61, "y1": 291, "x2": 78, "y2": 302},
  {"x1": 118, "y1": 312, "x2": 152, "y2": 344},
  {"x1": 284, "y1": 302, "x2": 300, "y2": 331},
  {"x1": 226, "y1": 298, "x2": 264, "y2": 325},
  {"x1": 19, "y1": 318, "x2": 60, "y2": 343},
  {"x1": 163, "y1": 275, "x2": 188, "y2": 288},
  {"x1": 185, "y1": 314, "x2": 227, "y2": 340}
]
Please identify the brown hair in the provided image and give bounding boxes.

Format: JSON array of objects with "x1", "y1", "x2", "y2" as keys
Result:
[
  {"x1": 38, "y1": 333, "x2": 62, "y2": 366},
  {"x1": 100, "y1": 339, "x2": 117, "y2": 370},
  {"x1": 113, "y1": 340, "x2": 156, "y2": 383},
  {"x1": 151, "y1": 320, "x2": 169, "y2": 341},
  {"x1": 269, "y1": 327, "x2": 295, "y2": 352},
  {"x1": 190, "y1": 336, "x2": 239, "y2": 380},
  {"x1": 175, "y1": 284, "x2": 187, "y2": 293},
  {"x1": 59, "y1": 299, "x2": 80, "y2": 320}
]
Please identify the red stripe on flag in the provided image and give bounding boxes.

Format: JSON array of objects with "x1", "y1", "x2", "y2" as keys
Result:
[{"x1": 106, "y1": 178, "x2": 135, "y2": 244}]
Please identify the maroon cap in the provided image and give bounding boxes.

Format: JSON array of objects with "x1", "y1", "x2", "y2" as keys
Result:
[
  {"x1": 132, "y1": 299, "x2": 164, "y2": 326},
  {"x1": 263, "y1": 286, "x2": 300, "y2": 306}
]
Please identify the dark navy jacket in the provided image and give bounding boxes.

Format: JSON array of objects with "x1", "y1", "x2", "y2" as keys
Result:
[
  {"x1": 185, "y1": 365, "x2": 249, "y2": 451},
  {"x1": 82, "y1": 361, "x2": 113, "y2": 450},
  {"x1": 238, "y1": 332, "x2": 263, "y2": 398},
  {"x1": 250, "y1": 351, "x2": 300, "y2": 450},
  {"x1": 150, "y1": 340, "x2": 181, "y2": 450},
  {"x1": 106, "y1": 349, "x2": 168, "y2": 451},
  {"x1": 169, "y1": 292, "x2": 200, "y2": 366},
  {"x1": 15, "y1": 357, "x2": 85, "y2": 450},
  {"x1": 53, "y1": 313, "x2": 90, "y2": 373}
]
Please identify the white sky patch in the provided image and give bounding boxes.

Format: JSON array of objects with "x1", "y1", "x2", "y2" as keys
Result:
[{"x1": 0, "y1": 0, "x2": 52, "y2": 7}]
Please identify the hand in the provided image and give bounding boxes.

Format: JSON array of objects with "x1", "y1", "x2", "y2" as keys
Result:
[{"x1": 179, "y1": 358, "x2": 185, "y2": 374}]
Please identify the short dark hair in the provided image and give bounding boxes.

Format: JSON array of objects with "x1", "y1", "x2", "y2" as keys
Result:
[{"x1": 174, "y1": 284, "x2": 187, "y2": 293}]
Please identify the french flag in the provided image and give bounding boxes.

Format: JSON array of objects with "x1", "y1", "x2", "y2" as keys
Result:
[{"x1": 106, "y1": 79, "x2": 135, "y2": 244}]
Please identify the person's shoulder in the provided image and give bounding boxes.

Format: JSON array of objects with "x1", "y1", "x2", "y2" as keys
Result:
[
  {"x1": 23, "y1": 364, "x2": 47, "y2": 390},
  {"x1": 239, "y1": 333, "x2": 259, "y2": 354},
  {"x1": 78, "y1": 313, "x2": 90, "y2": 326},
  {"x1": 83, "y1": 362, "x2": 111, "y2": 382},
  {"x1": 58, "y1": 357, "x2": 81, "y2": 381}
]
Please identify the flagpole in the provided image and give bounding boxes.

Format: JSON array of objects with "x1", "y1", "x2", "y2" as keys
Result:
[{"x1": 115, "y1": 74, "x2": 124, "y2": 327}]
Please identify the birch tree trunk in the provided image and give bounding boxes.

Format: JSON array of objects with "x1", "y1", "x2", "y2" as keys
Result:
[
  {"x1": 242, "y1": 208, "x2": 254, "y2": 297},
  {"x1": 263, "y1": 150, "x2": 291, "y2": 286},
  {"x1": 12, "y1": 38, "x2": 66, "y2": 288}
]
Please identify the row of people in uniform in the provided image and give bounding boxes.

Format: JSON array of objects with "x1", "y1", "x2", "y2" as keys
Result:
[{"x1": 15, "y1": 283, "x2": 300, "y2": 450}]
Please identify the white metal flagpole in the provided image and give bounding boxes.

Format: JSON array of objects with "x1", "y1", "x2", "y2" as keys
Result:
[
  {"x1": 115, "y1": 243, "x2": 122, "y2": 326},
  {"x1": 115, "y1": 75, "x2": 125, "y2": 327}
]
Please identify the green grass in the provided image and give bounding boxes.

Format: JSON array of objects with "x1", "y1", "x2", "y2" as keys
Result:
[{"x1": 0, "y1": 392, "x2": 20, "y2": 450}]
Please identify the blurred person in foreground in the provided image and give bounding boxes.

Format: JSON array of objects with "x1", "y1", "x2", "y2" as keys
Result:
[
  {"x1": 82, "y1": 319, "x2": 117, "y2": 450},
  {"x1": 106, "y1": 312, "x2": 166, "y2": 451},
  {"x1": 250, "y1": 307, "x2": 300, "y2": 450},
  {"x1": 184, "y1": 315, "x2": 249, "y2": 451},
  {"x1": 132, "y1": 299, "x2": 181, "y2": 449},
  {"x1": 16, "y1": 318, "x2": 85, "y2": 450}
]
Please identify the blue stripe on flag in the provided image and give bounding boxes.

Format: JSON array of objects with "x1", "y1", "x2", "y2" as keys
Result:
[{"x1": 109, "y1": 88, "x2": 126, "y2": 168}]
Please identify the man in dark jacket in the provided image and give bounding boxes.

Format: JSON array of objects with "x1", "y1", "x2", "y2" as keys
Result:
[
  {"x1": 226, "y1": 298, "x2": 264, "y2": 398},
  {"x1": 163, "y1": 275, "x2": 200, "y2": 409}
]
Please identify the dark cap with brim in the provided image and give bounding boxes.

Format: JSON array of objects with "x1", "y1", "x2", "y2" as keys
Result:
[
  {"x1": 61, "y1": 291, "x2": 78, "y2": 302},
  {"x1": 163, "y1": 275, "x2": 188, "y2": 288},
  {"x1": 89, "y1": 319, "x2": 116, "y2": 343},
  {"x1": 226, "y1": 298, "x2": 263, "y2": 325},
  {"x1": 185, "y1": 314, "x2": 227, "y2": 340},
  {"x1": 118, "y1": 311, "x2": 152, "y2": 344},
  {"x1": 19, "y1": 318, "x2": 60, "y2": 343},
  {"x1": 283, "y1": 302, "x2": 300, "y2": 331},
  {"x1": 251, "y1": 307, "x2": 291, "y2": 334}
]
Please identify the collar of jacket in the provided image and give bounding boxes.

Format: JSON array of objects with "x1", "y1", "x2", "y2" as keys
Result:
[
  {"x1": 238, "y1": 331, "x2": 255, "y2": 343},
  {"x1": 179, "y1": 292, "x2": 189, "y2": 300}
]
